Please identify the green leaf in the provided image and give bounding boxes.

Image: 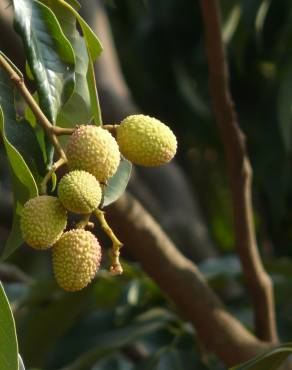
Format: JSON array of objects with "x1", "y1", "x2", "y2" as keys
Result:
[
  {"x1": 13, "y1": 0, "x2": 75, "y2": 123},
  {"x1": 53, "y1": 0, "x2": 103, "y2": 126},
  {"x1": 64, "y1": 0, "x2": 80, "y2": 10},
  {"x1": 13, "y1": 0, "x2": 76, "y2": 165},
  {"x1": 230, "y1": 344, "x2": 292, "y2": 370},
  {"x1": 25, "y1": 61, "x2": 34, "y2": 81},
  {"x1": 102, "y1": 159, "x2": 132, "y2": 208},
  {"x1": 56, "y1": 37, "x2": 93, "y2": 127},
  {"x1": 58, "y1": 0, "x2": 103, "y2": 60},
  {"x1": 87, "y1": 54, "x2": 102, "y2": 125},
  {"x1": 41, "y1": 0, "x2": 99, "y2": 127},
  {"x1": 0, "y1": 282, "x2": 18, "y2": 370},
  {"x1": 0, "y1": 67, "x2": 38, "y2": 259}
]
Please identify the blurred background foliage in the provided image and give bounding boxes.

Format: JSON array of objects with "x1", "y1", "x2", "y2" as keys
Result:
[
  {"x1": 107, "y1": 0, "x2": 292, "y2": 254},
  {"x1": 2, "y1": 0, "x2": 292, "y2": 369}
]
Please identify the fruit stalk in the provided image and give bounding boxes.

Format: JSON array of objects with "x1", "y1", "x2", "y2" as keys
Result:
[
  {"x1": 40, "y1": 157, "x2": 67, "y2": 194},
  {"x1": 94, "y1": 209, "x2": 123, "y2": 275},
  {"x1": 75, "y1": 214, "x2": 94, "y2": 229}
]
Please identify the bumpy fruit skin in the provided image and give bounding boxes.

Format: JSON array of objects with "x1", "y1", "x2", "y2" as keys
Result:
[
  {"x1": 52, "y1": 229, "x2": 101, "y2": 292},
  {"x1": 66, "y1": 125, "x2": 120, "y2": 183},
  {"x1": 20, "y1": 196, "x2": 67, "y2": 250},
  {"x1": 116, "y1": 115, "x2": 177, "y2": 166},
  {"x1": 58, "y1": 170, "x2": 102, "y2": 214}
]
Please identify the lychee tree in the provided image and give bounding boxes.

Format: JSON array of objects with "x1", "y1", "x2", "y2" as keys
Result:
[
  {"x1": 0, "y1": 0, "x2": 177, "y2": 275},
  {"x1": 0, "y1": 0, "x2": 177, "y2": 368},
  {"x1": 2, "y1": 1, "x2": 292, "y2": 370}
]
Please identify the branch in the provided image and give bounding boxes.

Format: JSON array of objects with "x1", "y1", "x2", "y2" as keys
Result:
[
  {"x1": 107, "y1": 192, "x2": 270, "y2": 366},
  {"x1": 52, "y1": 126, "x2": 75, "y2": 136},
  {"x1": 40, "y1": 157, "x2": 67, "y2": 194},
  {"x1": 198, "y1": 0, "x2": 277, "y2": 342},
  {"x1": 0, "y1": 53, "x2": 67, "y2": 162}
]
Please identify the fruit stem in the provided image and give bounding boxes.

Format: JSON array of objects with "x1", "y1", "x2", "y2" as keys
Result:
[
  {"x1": 0, "y1": 53, "x2": 67, "y2": 162},
  {"x1": 40, "y1": 157, "x2": 67, "y2": 194},
  {"x1": 94, "y1": 209, "x2": 123, "y2": 275},
  {"x1": 75, "y1": 214, "x2": 94, "y2": 229},
  {"x1": 52, "y1": 127, "x2": 75, "y2": 136},
  {"x1": 103, "y1": 124, "x2": 119, "y2": 137}
]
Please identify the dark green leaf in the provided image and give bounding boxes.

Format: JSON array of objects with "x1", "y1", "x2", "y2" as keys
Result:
[
  {"x1": 230, "y1": 344, "x2": 292, "y2": 370},
  {"x1": 10, "y1": 118, "x2": 46, "y2": 180},
  {"x1": 102, "y1": 159, "x2": 132, "y2": 207},
  {"x1": 0, "y1": 67, "x2": 38, "y2": 259},
  {"x1": 61, "y1": 308, "x2": 173, "y2": 370},
  {"x1": 0, "y1": 282, "x2": 18, "y2": 370},
  {"x1": 20, "y1": 286, "x2": 93, "y2": 367}
]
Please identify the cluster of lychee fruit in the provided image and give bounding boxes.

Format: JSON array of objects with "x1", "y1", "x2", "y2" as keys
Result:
[{"x1": 20, "y1": 115, "x2": 177, "y2": 292}]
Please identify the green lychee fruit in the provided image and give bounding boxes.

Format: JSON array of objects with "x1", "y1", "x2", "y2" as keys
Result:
[
  {"x1": 20, "y1": 195, "x2": 67, "y2": 250},
  {"x1": 116, "y1": 115, "x2": 177, "y2": 167},
  {"x1": 58, "y1": 170, "x2": 102, "y2": 214},
  {"x1": 66, "y1": 125, "x2": 120, "y2": 183},
  {"x1": 52, "y1": 229, "x2": 102, "y2": 291}
]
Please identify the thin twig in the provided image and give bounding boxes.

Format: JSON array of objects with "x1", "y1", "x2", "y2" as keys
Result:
[
  {"x1": 198, "y1": 0, "x2": 277, "y2": 342},
  {"x1": 94, "y1": 209, "x2": 123, "y2": 275},
  {"x1": 39, "y1": 157, "x2": 67, "y2": 194},
  {"x1": 52, "y1": 126, "x2": 75, "y2": 136},
  {"x1": 102, "y1": 124, "x2": 118, "y2": 136},
  {"x1": 75, "y1": 214, "x2": 94, "y2": 229},
  {"x1": 0, "y1": 53, "x2": 66, "y2": 161}
]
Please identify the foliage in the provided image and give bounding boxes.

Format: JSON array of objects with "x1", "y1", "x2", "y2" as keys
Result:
[
  {"x1": 0, "y1": 282, "x2": 18, "y2": 370},
  {"x1": 108, "y1": 0, "x2": 292, "y2": 253},
  {"x1": 2, "y1": 0, "x2": 292, "y2": 369}
]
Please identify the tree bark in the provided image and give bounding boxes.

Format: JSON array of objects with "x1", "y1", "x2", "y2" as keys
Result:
[
  {"x1": 198, "y1": 0, "x2": 278, "y2": 343},
  {"x1": 107, "y1": 193, "x2": 270, "y2": 366}
]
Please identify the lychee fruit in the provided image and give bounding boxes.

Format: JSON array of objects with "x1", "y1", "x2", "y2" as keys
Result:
[
  {"x1": 58, "y1": 170, "x2": 102, "y2": 214},
  {"x1": 66, "y1": 125, "x2": 120, "y2": 183},
  {"x1": 52, "y1": 229, "x2": 102, "y2": 291},
  {"x1": 20, "y1": 195, "x2": 67, "y2": 250},
  {"x1": 116, "y1": 115, "x2": 177, "y2": 166}
]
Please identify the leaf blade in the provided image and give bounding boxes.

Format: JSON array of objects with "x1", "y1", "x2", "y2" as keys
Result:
[
  {"x1": 102, "y1": 159, "x2": 132, "y2": 207},
  {"x1": 0, "y1": 66, "x2": 38, "y2": 259},
  {"x1": 230, "y1": 344, "x2": 292, "y2": 370},
  {"x1": 58, "y1": 0, "x2": 103, "y2": 60},
  {"x1": 0, "y1": 282, "x2": 18, "y2": 370}
]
